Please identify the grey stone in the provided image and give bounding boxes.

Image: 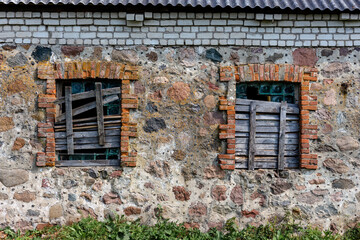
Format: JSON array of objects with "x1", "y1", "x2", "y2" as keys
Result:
[
  {"x1": 0, "y1": 192, "x2": 8, "y2": 200},
  {"x1": 31, "y1": 46, "x2": 52, "y2": 62},
  {"x1": 143, "y1": 118, "x2": 166, "y2": 133},
  {"x1": 7, "y1": 53, "x2": 28, "y2": 67},
  {"x1": 332, "y1": 179, "x2": 355, "y2": 189},
  {"x1": 27, "y1": 209, "x2": 40, "y2": 216},
  {"x1": 63, "y1": 179, "x2": 78, "y2": 189},
  {"x1": 205, "y1": 49, "x2": 222, "y2": 62},
  {"x1": 49, "y1": 204, "x2": 63, "y2": 219},
  {"x1": 0, "y1": 169, "x2": 29, "y2": 187},
  {"x1": 315, "y1": 204, "x2": 338, "y2": 218},
  {"x1": 336, "y1": 136, "x2": 359, "y2": 151},
  {"x1": 111, "y1": 49, "x2": 139, "y2": 65},
  {"x1": 68, "y1": 194, "x2": 77, "y2": 201},
  {"x1": 323, "y1": 158, "x2": 349, "y2": 174}
]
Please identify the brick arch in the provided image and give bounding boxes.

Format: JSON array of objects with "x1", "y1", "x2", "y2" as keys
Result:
[
  {"x1": 36, "y1": 61, "x2": 139, "y2": 167},
  {"x1": 218, "y1": 64, "x2": 318, "y2": 170}
]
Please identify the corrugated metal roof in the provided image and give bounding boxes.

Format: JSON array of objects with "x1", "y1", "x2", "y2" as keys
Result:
[{"x1": 0, "y1": 0, "x2": 359, "y2": 11}]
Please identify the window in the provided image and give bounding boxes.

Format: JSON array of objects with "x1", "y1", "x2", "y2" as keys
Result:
[
  {"x1": 54, "y1": 80, "x2": 121, "y2": 166},
  {"x1": 235, "y1": 82, "x2": 300, "y2": 170}
]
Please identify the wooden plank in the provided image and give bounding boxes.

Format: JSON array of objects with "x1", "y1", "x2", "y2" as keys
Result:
[
  {"x1": 235, "y1": 156, "x2": 299, "y2": 169},
  {"x1": 235, "y1": 144, "x2": 298, "y2": 151},
  {"x1": 235, "y1": 105, "x2": 299, "y2": 114},
  {"x1": 95, "y1": 82, "x2": 105, "y2": 145},
  {"x1": 236, "y1": 137, "x2": 299, "y2": 145},
  {"x1": 236, "y1": 156, "x2": 298, "y2": 162},
  {"x1": 248, "y1": 102, "x2": 256, "y2": 170},
  {"x1": 236, "y1": 149, "x2": 299, "y2": 156},
  {"x1": 54, "y1": 87, "x2": 121, "y2": 104},
  {"x1": 236, "y1": 113, "x2": 299, "y2": 121},
  {"x1": 56, "y1": 141, "x2": 120, "y2": 151},
  {"x1": 235, "y1": 98, "x2": 299, "y2": 108},
  {"x1": 56, "y1": 94, "x2": 119, "y2": 122},
  {"x1": 235, "y1": 161, "x2": 299, "y2": 169},
  {"x1": 236, "y1": 120, "x2": 280, "y2": 127},
  {"x1": 236, "y1": 132, "x2": 299, "y2": 139},
  {"x1": 56, "y1": 160, "x2": 120, "y2": 167},
  {"x1": 56, "y1": 136, "x2": 120, "y2": 145},
  {"x1": 55, "y1": 115, "x2": 121, "y2": 125},
  {"x1": 65, "y1": 86, "x2": 74, "y2": 155},
  {"x1": 278, "y1": 101, "x2": 287, "y2": 170},
  {"x1": 235, "y1": 124, "x2": 299, "y2": 133},
  {"x1": 55, "y1": 129, "x2": 121, "y2": 139},
  {"x1": 54, "y1": 119, "x2": 121, "y2": 129}
]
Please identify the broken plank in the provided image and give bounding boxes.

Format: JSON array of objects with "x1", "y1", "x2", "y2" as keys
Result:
[
  {"x1": 56, "y1": 94, "x2": 119, "y2": 122},
  {"x1": 235, "y1": 161, "x2": 299, "y2": 169},
  {"x1": 54, "y1": 87, "x2": 121, "y2": 104},
  {"x1": 236, "y1": 137, "x2": 299, "y2": 145},
  {"x1": 65, "y1": 86, "x2": 74, "y2": 155},
  {"x1": 55, "y1": 115, "x2": 121, "y2": 125},
  {"x1": 56, "y1": 141, "x2": 120, "y2": 151},
  {"x1": 235, "y1": 105, "x2": 299, "y2": 114},
  {"x1": 235, "y1": 132, "x2": 299, "y2": 138},
  {"x1": 235, "y1": 98, "x2": 298, "y2": 108},
  {"x1": 235, "y1": 113, "x2": 299, "y2": 121},
  {"x1": 235, "y1": 144, "x2": 298, "y2": 151},
  {"x1": 56, "y1": 136, "x2": 120, "y2": 145},
  {"x1": 55, "y1": 129, "x2": 120, "y2": 139},
  {"x1": 235, "y1": 124, "x2": 299, "y2": 133},
  {"x1": 56, "y1": 160, "x2": 120, "y2": 167},
  {"x1": 95, "y1": 82, "x2": 105, "y2": 145}
]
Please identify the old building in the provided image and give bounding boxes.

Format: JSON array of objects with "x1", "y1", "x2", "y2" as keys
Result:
[{"x1": 0, "y1": 0, "x2": 359, "y2": 232}]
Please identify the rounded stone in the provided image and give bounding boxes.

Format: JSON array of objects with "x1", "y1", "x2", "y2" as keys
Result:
[
  {"x1": 336, "y1": 136, "x2": 360, "y2": 151},
  {"x1": 14, "y1": 190, "x2": 36, "y2": 202},
  {"x1": 167, "y1": 82, "x2": 191, "y2": 102},
  {"x1": 211, "y1": 185, "x2": 227, "y2": 201},
  {"x1": 0, "y1": 169, "x2": 29, "y2": 187},
  {"x1": 323, "y1": 158, "x2": 349, "y2": 174},
  {"x1": 204, "y1": 95, "x2": 217, "y2": 109},
  {"x1": 49, "y1": 204, "x2": 63, "y2": 219},
  {"x1": 324, "y1": 89, "x2": 337, "y2": 106},
  {"x1": 292, "y1": 48, "x2": 318, "y2": 67},
  {"x1": 230, "y1": 185, "x2": 243, "y2": 205}
]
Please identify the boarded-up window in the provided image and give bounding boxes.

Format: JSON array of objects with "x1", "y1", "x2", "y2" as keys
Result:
[
  {"x1": 235, "y1": 82, "x2": 300, "y2": 170},
  {"x1": 54, "y1": 80, "x2": 121, "y2": 167}
]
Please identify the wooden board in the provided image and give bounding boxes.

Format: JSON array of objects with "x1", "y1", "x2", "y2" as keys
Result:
[
  {"x1": 235, "y1": 132, "x2": 299, "y2": 138},
  {"x1": 54, "y1": 87, "x2": 121, "y2": 104},
  {"x1": 56, "y1": 142, "x2": 120, "y2": 151},
  {"x1": 235, "y1": 149, "x2": 299, "y2": 156},
  {"x1": 236, "y1": 137, "x2": 299, "y2": 145},
  {"x1": 56, "y1": 136, "x2": 120, "y2": 145},
  {"x1": 55, "y1": 129, "x2": 120, "y2": 139},
  {"x1": 235, "y1": 113, "x2": 299, "y2": 121},
  {"x1": 236, "y1": 98, "x2": 299, "y2": 108},
  {"x1": 248, "y1": 102, "x2": 256, "y2": 170},
  {"x1": 235, "y1": 105, "x2": 299, "y2": 114},
  {"x1": 56, "y1": 160, "x2": 120, "y2": 167},
  {"x1": 95, "y1": 82, "x2": 105, "y2": 145},
  {"x1": 235, "y1": 156, "x2": 299, "y2": 169},
  {"x1": 65, "y1": 86, "x2": 74, "y2": 155},
  {"x1": 235, "y1": 124, "x2": 299, "y2": 133},
  {"x1": 235, "y1": 144, "x2": 298, "y2": 151},
  {"x1": 278, "y1": 101, "x2": 287, "y2": 170}
]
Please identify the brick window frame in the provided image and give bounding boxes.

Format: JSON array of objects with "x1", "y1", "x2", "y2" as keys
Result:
[
  {"x1": 218, "y1": 64, "x2": 318, "y2": 170},
  {"x1": 36, "y1": 61, "x2": 139, "y2": 167}
]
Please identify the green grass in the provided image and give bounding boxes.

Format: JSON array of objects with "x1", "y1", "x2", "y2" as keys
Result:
[{"x1": 2, "y1": 215, "x2": 359, "y2": 240}]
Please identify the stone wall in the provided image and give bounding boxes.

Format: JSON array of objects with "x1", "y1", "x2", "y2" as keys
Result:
[
  {"x1": 1, "y1": 11, "x2": 360, "y2": 47},
  {"x1": 0, "y1": 42, "x2": 360, "y2": 232}
]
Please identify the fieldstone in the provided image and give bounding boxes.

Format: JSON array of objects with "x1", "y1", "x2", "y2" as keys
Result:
[
  {"x1": 321, "y1": 49, "x2": 333, "y2": 57},
  {"x1": 144, "y1": 182, "x2": 154, "y2": 189},
  {"x1": 146, "y1": 102, "x2": 158, "y2": 113},
  {"x1": 0, "y1": 169, "x2": 29, "y2": 187},
  {"x1": 206, "y1": 49, "x2": 222, "y2": 62},
  {"x1": 340, "y1": 47, "x2": 351, "y2": 56},
  {"x1": 179, "y1": 48, "x2": 196, "y2": 67},
  {"x1": 315, "y1": 109, "x2": 332, "y2": 120},
  {"x1": 230, "y1": 52, "x2": 239, "y2": 62},
  {"x1": 0, "y1": 192, "x2": 8, "y2": 200},
  {"x1": 92, "y1": 181, "x2": 102, "y2": 191},
  {"x1": 103, "y1": 192, "x2": 122, "y2": 205},
  {"x1": 134, "y1": 81, "x2": 145, "y2": 94},
  {"x1": 13, "y1": 191, "x2": 36, "y2": 202},
  {"x1": 68, "y1": 194, "x2": 76, "y2": 201},
  {"x1": 356, "y1": 192, "x2": 360, "y2": 202},
  {"x1": 88, "y1": 169, "x2": 99, "y2": 178},
  {"x1": 322, "y1": 124, "x2": 333, "y2": 134},
  {"x1": 324, "y1": 89, "x2": 337, "y2": 106},
  {"x1": 85, "y1": 178, "x2": 95, "y2": 186},
  {"x1": 63, "y1": 179, "x2": 78, "y2": 189},
  {"x1": 172, "y1": 186, "x2": 191, "y2": 201},
  {"x1": 315, "y1": 144, "x2": 337, "y2": 152},
  {"x1": 270, "y1": 179, "x2": 292, "y2": 195},
  {"x1": 296, "y1": 192, "x2": 323, "y2": 204},
  {"x1": 230, "y1": 185, "x2": 244, "y2": 205},
  {"x1": 309, "y1": 179, "x2": 325, "y2": 185},
  {"x1": 2, "y1": 45, "x2": 16, "y2": 51},
  {"x1": 311, "y1": 189, "x2": 329, "y2": 196},
  {"x1": 321, "y1": 62, "x2": 351, "y2": 78},
  {"x1": 172, "y1": 150, "x2": 186, "y2": 161},
  {"x1": 250, "y1": 192, "x2": 266, "y2": 207},
  {"x1": 266, "y1": 53, "x2": 283, "y2": 63},
  {"x1": 315, "y1": 205, "x2": 338, "y2": 218},
  {"x1": 336, "y1": 136, "x2": 359, "y2": 151},
  {"x1": 149, "y1": 90, "x2": 163, "y2": 102},
  {"x1": 208, "y1": 222, "x2": 223, "y2": 230},
  {"x1": 27, "y1": 209, "x2": 40, "y2": 217},
  {"x1": 146, "y1": 51, "x2": 158, "y2": 62},
  {"x1": 61, "y1": 46, "x2": 84, "y2": 56},
  {"x1": 110, "y1": 170, "x2": 123, "y2": 178},
  {"x1": 80, "y1": 192, "x2": 92, "y2": 201},
  {"x1": 152, "y1": 76, "x2": 169, "y2": 84},
  {"x1": 92, "y1": 47, "x2": 102, "y2": 60},
  {"x1": 7, "y1": 53, "x2": 28, "y2": 67},
  {"x1": 124, "y1": 206, "x2": 141, "y2": 216},
  {"x1": 203, "y1": 111, "x2": 225, "y2": 125},
  {"x1": 157, "y1": 194, "x2": 169, "y2": 201},
  {"x1": 41, "y1": 179, "x2": 50, "y2": 188},
  {"x1": 204, "y1": 166, "x2": 225, "y2": 179},
  {"x1": 241, "y1": 210, "x2": 260, "y2": 218},
  {"x1": 111, "y1": 49, "x2": 139, "y2": 65},
  {"x1": 167, "y1": 82, "x2": 191, "y2": 102},
  {"x1": 189, "y1": 202, "x2": 207, "y2": 217},
  {"x1": 247, "y1": 55, "x2": 259, "y2": 63},
  {"x1": 77, "y1": 206, "x2": 97, "y2": 218},
  {"x1": 211, "y1": 185, "x2": 227, "y2": 201},
  {"x1": 332, "y1": 179, "x2": 355, "y2": 189},
  {"x1": 204, "y1": 95, "x2": 217, "y2": 109},
  {"x1": 292, "y1": 48, "x2": 318, "y2": 67},
  {"x1": 310, "y1": 83, "x2": 322, "y2": 91},
  {"x1": 184, "y1": 222, "x2": 200, "y2": 229},
  {"x1": 199, "y1": 128, "x2": 209, "y2": 137},
  {"x1": 0, "y1": 117, "x2": 14, "y2": 132},
  {"x1": 143, "y1": 118, "x2": 166, "y2": 133},
  {"x1": 11, "y1": 137, "x2": 25, "y2": 151},
  {"x1": 323, "y1": 158, "x2": 349, "y2": 174},
  {"x1": 32, "y1": 46, "x2": 52, "y2": 62}
]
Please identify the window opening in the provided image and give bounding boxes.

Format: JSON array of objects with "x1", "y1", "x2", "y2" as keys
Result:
[
  {"x1": 54, "y1": 80, "x2": 121, "y2": 165},
  {"x1": 235, "y1": 82, "x2": 300, "y2": 170}
]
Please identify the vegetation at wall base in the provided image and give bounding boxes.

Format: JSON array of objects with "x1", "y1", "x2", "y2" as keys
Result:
[{"x1": 1, "y1": 215, "x2": 360, "y2": 240}]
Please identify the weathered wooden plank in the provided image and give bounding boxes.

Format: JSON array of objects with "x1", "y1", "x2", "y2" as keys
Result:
[
  {"x1": 95, "y1": 82, "x2": 105, "y2": 145},
  {"x1": 56, "y1": 141, "x2": 120, "y2": 151},
  {"x1": 236, "y1": 137, "x2": 299, "y2": 145},
  {"x1": 236, "y1": 156, "x2": 298, "y2": 162},
  {"x1": 235, "y1": 105, "x2": 299, "y2": 114},
  {"x1": 56, "y1": 136, "x2": 120, "y2": 145},
  {"x1": 55, "y1": 119, "x2": 121, "y2": 129},
  {"x1": 55, "y1": 115, "x2": 121, "y2": 125},
  {"x1": 235, "y1": 161, "x2": 299, "y2": 169},
  {"x1": 248, "y1": 102, "x2": 256, "y2": 170},
  {"x1": 54, "y1": 87, "x2": 121, "y2": 104},
  {"x1": 55, "y1": 129, "x2": 121, "y2": 139},
  {"x1": 65, "y1": 86, "x2": 74, "y2": 155},
  {"x1": 235, "y1": 124, "x2": 299, "y2": 133},
  {"x1": 235, "y1": 132, "x2": 299, "y2": 139},
  {"x1": 56, "y1": 94, "x2": 119, "y2": 122},
  {"x1": 278, "y1": 101, "x2": 287, "y2": 170},
  {"x1": 235, "y1": 144, "x2": 298, "y2": 151},
  {"x1": 236, "y1": 98, "x2": 299, "y2": 108},
  {"x1": 236, "y1": 113, "x2": 299, "y2": 121},
  {"x1": 56, "y1": 160, "x2": 120, "y2": 167},
  {"x1": 236, "y1": 149, "x2": 299, "y2": 156}
]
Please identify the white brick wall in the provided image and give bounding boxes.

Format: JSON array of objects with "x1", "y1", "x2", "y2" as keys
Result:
[{"x1": 0, "y1": 11, "x2": 360, "y2": 46}]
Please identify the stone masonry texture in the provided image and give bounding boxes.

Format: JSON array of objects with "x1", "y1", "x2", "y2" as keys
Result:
[{"x1": 0, "y1": 9, "x2": 359, "y2": 234}]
